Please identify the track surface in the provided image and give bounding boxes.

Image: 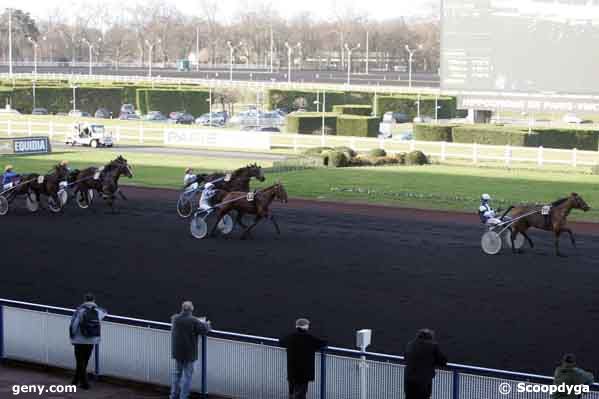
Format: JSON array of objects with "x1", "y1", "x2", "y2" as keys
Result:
[{"x1": 2, "y1": 187, "x2": 598, "y2": 377}]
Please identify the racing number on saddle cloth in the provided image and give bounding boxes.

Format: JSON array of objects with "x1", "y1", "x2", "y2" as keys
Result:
[
  {"x1": 94, "y1": 167, "x2": 104, "y2": 180},
  {"x1": 224, "y1": 174, "x2": 232, "y2": 182},
  {"x1": 246, "y1": 192, "x2": 255, "y2": 202},
  {"x1": 37, "y1": 175, "x2": 44, "y2": 184},
  {"x1": 541, "y1": 206, "x2": 551, "y2": 215}
]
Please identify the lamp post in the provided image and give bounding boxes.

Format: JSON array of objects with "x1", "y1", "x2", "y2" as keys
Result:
[
  {"x1": 284, "y1": 42, "x2": 301, "y2": 83},
  {"x1": 145, "y1": 39, "x2": 161, "y2": 78},
  {"x1": 27, "y1": 36, "x2": 46, "y2": 75},
  {"x1": 345, "y1": 43, "x2": 360, "y2": 85},
  {"x1": 8, "y1": 8, "x2": 13, "y2": 77},
  {"x1": 81, "y1": 38, "x2": 100, "y2": 75},
  {"x1": 71, "y1": 84, "x2": 78, "y2": 111},
  {"x1": 404, "y1": 44, "x2": 422, "y2": 88},
  {"x1": 227, "y1": 41, "x2": 243, "y2": 81},
  {"x1": 269, "y1": 26, "x2": 274, "y2": 73},
  {"x1": 365, "y1": 30, "x2": 369, "y2": 75}
]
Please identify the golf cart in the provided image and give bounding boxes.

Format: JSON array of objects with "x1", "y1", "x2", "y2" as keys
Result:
[{"x1": 66, "y1": 122, "x2": 113, "y2": 148}]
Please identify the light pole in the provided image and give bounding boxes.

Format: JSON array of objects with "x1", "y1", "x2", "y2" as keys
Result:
[
  {"x1": 8, "y1": 8, "x2": 13, "y2": 77},
  {"x1": 404, "y1": 44, "x2": 422, "y2": 88},
  {"x1": 71, "y1": 84, "x2": 78, "y2": 111},
  {"x1": 365, "y1": 31, "x2": 369, "y2": 74},
  {"x1": 81, "y1": 38, "x2": 100, "y2": 75},
  {"x1": 145, "y1": 39, "x2": 161, "y2": 77},
  {"x1": 284, "y1": 42, "x2": 301, "y2": 83},
  {"x1": 196, "y1": 26, "x2": 200, "y2": 71},
  {"x1": 269, "y1": 26, "x2": 274, "y2": 73},
  {"x1": 345, "y1": 43, "x2": 360, "y2": 85},
  {"x1": 27, "y1": 36, "x2": 45, "y2": 75},
  {"x1": 226, "y1": 41, "x2": 243, "y2": 81}
]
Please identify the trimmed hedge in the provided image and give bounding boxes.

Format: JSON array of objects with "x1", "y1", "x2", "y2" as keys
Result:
[
  {"x1": 413, "y1": 124, "x2": 454, "y2": 142},
  {"x1": 451, "y1": 125, "x2": 531, "y2": 146},
  {"x1": 332, "y1": 104, "x2": 373, "y2": 116},
  {"x1": 336, "y1": 115, "x2": 380, "y2": 137},
  {"x1": 138, "y1": 89, "x2": 210, "y2": 116},
  {"x1": 375, "y1": 95, "x2": 457, "y2": 119},
  {"x1": 531, "y1": 128, "x2": 599, "y2": 151},
  {"x1": 267, "y1": 89, "x2": 373, "y2": 112},
  {"x1": 327, "y1": 151, "x2": 349, "y2": 167},
  {"x1": 286, "y1": 112, "x2": 338, "y2": 135},
  {"x1": 406, "y1": 150, "x2": 429, "y2": 165},
  {"x1": 8, "y1": 86, "x2": 122, "y2": 114}
]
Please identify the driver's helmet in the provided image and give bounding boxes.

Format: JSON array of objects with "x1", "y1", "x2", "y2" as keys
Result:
[
  {"x1": 185, "y1": 168, "x2": 193, "y2": 175},
  {"x1": 60, "y1": 160, "x2": 69, "y2": 167},
  {"x1": 204, "y1": 182, "x2": 215, "y2": 190},
  {"x1": 481, "y1": 193, "x2": 491, "y2": 203},
  {"x1": 4, "y1": 164, "x2": 13, "y2": 173}
]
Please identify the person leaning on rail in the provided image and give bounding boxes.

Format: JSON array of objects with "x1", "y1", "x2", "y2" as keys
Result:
[
  {"x1": 170, "y1": 301, "x2": 212, "y2": 399},
  {"x1": 279, "y1": 318, "x2": 328, "y2": 399},
  {"x1": 552, "y1": 353, "x2": 595, "y2": 399},
  {"x1": 404, "y1": 328, "x2": 448, "y2": 399},
  {"x1": 68, "y1": 293, "x2": 107, "y2": 390}
]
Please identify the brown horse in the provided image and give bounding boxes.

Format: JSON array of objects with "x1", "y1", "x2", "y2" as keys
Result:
[
  {"x1": 27, "y1": 162, "x2": 71, "y2": 212},
  {"x1": 210, "y1": 183, "x2": 288, "y2": 239},
  {"x1": 69, "y1": 155, "x2": 133, "y2": 212},
  {"x1": 509, "y1": 193, "x2": 590, "y2": 257},
  {"x1": 186, "y1": 163, "x2": 265, "y2": 192}
]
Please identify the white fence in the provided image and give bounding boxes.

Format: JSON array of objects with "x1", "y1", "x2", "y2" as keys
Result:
[
  {"x1": 0, "y1": 118, "x2": 597, "y2": 168},
  {"x1": 1, "y1": 300, "x2": 598, "y2": 399}
]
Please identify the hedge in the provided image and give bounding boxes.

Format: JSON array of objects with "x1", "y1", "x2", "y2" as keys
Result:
[
  {"x1": 267, "y1": 89, "x2": 373, "y2": 112},
  {"x1": 286, "y1": 112, "x2": 338, "y2": 134},
  {"x1": 413, "y1": 124, "x2": 454, "y2": 142},
  {"x1": 137, "y1": 89, "x2": 210, "y2": 116},
  {"x1": 451, "y1": 125, "x2": 532, "y2": 146},
  {"x1": 332, "y1": 104, "x2": 373, "y2": 116},
  {"x1": 531, "y1": 128, "x2": 599, "y2": 151},
  {"x1": 336, "y1": 115, "x2": 380, "y2": 137},
  {"x1": 375, "y1": 95, "x2": 457, "y2": 119}
]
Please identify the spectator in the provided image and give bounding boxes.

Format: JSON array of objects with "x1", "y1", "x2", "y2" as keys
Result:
[
  {"x1": 170, "y1": 301, "x2": 212, "y2": 399},
  {"x1": 279, "y1": 318, "x2": 327, "y2": 399},
  {"x1": 552, "y1": 353, "x2": 594, "y2": 399},
  {"x1": 404, "y1": 328, "x2": 447, "y2": 399},
  {"x1": 69, "y1": 293, "x2": 107, "y2": 390}
]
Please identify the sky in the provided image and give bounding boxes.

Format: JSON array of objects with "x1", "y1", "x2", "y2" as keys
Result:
[{"x1": 6, "y1": 0, "x2": 438, "y2": 22}]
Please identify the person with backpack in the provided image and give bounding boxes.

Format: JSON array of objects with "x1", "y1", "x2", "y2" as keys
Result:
[{"x1": 69, "y1": 293, "x2": 107, "y2": 389}]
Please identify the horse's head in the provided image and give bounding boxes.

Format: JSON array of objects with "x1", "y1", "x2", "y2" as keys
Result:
[
  {"x1": 570, "y1": 193, "x2": 590, "y2": 212},
  {"x1": 111, "y1": 155, "x2": 134, "y2": 178},
  {"x1": 54, "y1": 162, "x2": 70, "y2": 181},
  {"x1": 274, "y1": 182, "x2": 288, "y2": 203},
  {"x1": 246, "y1": 163, "x2": 265, "y2": 182}
]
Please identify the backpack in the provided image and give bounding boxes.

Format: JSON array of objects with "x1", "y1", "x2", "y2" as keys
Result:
[{"x1": 79, "y1": 306, "x2": 101, "y2": 338}]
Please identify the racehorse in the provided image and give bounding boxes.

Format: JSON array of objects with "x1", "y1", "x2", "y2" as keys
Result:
[
  {"x1": 186, "y1": 163, "x2": 265, "y2": 192},
  {"x1": 68, "y1": 155, "x2": 133, "y2": 213},
  {"x1": 508, "y1": 193, "x2": 590, "y2": 257},
  {"x1": 27, "y1": 162, "x2": 71, "y2": 212},
  {"x1": 209, "y1": 182, "x2": 288, "y2": 239}
]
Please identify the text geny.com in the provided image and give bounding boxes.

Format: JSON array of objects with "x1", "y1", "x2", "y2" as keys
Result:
[{"x1": 12, "y1": 384, "x2": 76, "y2": 396}]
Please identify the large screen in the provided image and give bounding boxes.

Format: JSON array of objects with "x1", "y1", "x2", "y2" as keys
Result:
[{"x1": 441, "y1": 0, "x2": 599, "y2": 95}]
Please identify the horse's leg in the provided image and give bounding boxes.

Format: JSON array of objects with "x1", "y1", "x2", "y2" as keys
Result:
[
  {"x1": 510, "y1": 228, "x2": 519, "y2": 254},
  {"x1": 561, "y1": 227, "x2": 576, "y2": 248},
  {"x1": 555, "y1": 230, "x2": 565, "y2": 257},
  {"x1": 235, "y1": 211, "x2": 248, "y2": 228},
  {"x1": 520, "y1": 231, "x2": 534, "y2": 248},
  {"x1": 270, "y1": 214, "x2": 281, "y2": 235},
  {"x1": 241, "y1": 216, "x2": 262, "y2": 240},
  {"x1": 117, "y1": 188, "x2": 127, "y2": 200},
  {"x1": 209, "y1": 210, "x2": 225, "y2": 237}
]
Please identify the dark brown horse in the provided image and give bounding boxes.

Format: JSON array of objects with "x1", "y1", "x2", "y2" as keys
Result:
[
  {"x1": 210, "y1": 183, "x2": 288, "y2": 239},
  {"x1": 27, "y1": 162, "x2": 71, "y2": 212},
  {"x1": 509, "y1": 193, "x2": 590, "y2": 257},
  {"x1": 69, "y1": 155, "x2": 133, "y2": 212},
  {"x1": 186, "y1": 163, "x2": 265, "y2": 193}
]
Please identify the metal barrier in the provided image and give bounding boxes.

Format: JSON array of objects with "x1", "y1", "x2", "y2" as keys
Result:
[{"x1": 0, "y1": 298, "x2": 597, "y2": 399}]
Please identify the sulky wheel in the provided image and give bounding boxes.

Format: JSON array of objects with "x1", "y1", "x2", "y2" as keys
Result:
[
  {"x1": 481, "y1": 231, "x2": 502, "y2": 255},
  {"x1": 177, "y1": 194, "x2": 194, "y2": 219},
  {"x1": 190, "y1": 213, "x2": 208, "y2": 239},
  {"x1": 0, "y1": 195, "x2": 8, "y2": 216},
  {"x1": 47, "y1": 196, "x2": 63, "y2": 213},
  {"x1": 503, "y1": 230, "x2": 525, "y2": 250},
  {"x1": 25, "y1": 195, "x2": 39, "y2": 212},
  {"x1": 217, "y1": 214, "x2": 234, "y2": 235}
]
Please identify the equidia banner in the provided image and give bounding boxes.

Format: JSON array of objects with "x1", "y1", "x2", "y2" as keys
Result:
[{"x1": 0, "y1": 137, "x2": 52, "y2": 155}]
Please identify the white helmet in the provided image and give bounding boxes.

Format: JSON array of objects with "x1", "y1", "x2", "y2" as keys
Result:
[
  {"x1": 204, "y1": 182, "x2": 215, "y2": 190},
  {"x1": 481, "y1": 193, "x2": 491, "y2": 201}
]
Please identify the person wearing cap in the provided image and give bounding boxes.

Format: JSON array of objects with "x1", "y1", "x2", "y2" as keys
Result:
[
  {"x1": 479, "y1": 193, "x2": 497, "y2": 224},
  {"x1": 404, "y1": 328, "x2": 447, "y2": 399},
  {"x1": 199, "y1": 182, "x2": 218, "y2": 212},
  {"x1": 279, "y1": 318, "x2": 327, "y2": 399},
  {"x1": 552, "y1": 353, "x2": 594, "y2": 399},
  {"x1": 2, "y1": 165, "x2": 18, "y2": 186},
  {"x1": 183, "y1": 168, "x2": 196, "y2": 187}
]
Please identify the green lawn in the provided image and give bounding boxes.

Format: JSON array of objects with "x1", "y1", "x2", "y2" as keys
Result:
[{"x1": 2, "y1": 150, "x2": 598, "y2": 221}]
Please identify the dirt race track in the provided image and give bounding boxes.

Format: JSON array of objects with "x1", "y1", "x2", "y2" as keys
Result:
[{"x1": 2, "y1": 186, "x2": 599, "y2": 377}]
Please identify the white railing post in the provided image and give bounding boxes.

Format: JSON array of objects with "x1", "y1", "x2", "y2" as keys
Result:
[
  {"x1": 441, "y1": 141, "x2": 447, "y2": 161},
  {"x1": 139, "y1": 124, "x2": 144, "y2": 144},
  {"x1": 320, "y1": 134, "x2": 325, "y2": 147},
  {"x1": 351, "y1": 137, "x2": 356, "y2": 151},
  {"x1": 472, "y1": 142, "x2": 478, "y2": 164},
  {"x1": 163, "y1": 128, "x2": 169, "y2": 145},
  {"x1": 379, "y1": 138, "x2": 385, "y2": 151},
  {"x1": 538, "y1": 146, "x2": 544, "y2": 166},
  {"x1": 572, "y1": 148, "x2": 577, "y2": 167},
  {"x1": 7, "y1": 120, "x2": 12, "y2": 136},
  {"x1": 505, "y1": 145, "x2": 511, "y2": 166},
  {"x1": 409, "y1": 140, "x2": 415, "y2": 152},
  {"x1": 48, "y1": 121, "x2": 53, "y2": 139},
  {"x1": 116, "y1": 126, "x2": 121, "y2": 143},
  {"x1": 293, "y1": 135, "x2": 298, "y2": 153},
  {"x1": 28, "y1": 119, "x2": 32, "y2": 136}
]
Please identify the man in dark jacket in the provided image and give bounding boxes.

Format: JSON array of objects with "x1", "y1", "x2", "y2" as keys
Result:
[
  {"x1": 404, "y1": 328, "x2": 448, "y2": 399},
  {"x1": 279, "y1": 318, "x2": 327, "y2": 399},
  {"x1": 170, "y1": 301, "x2": 212, "y2": 399},
  {"x1": 552, "y1": 353, "x2": 594, "y2": 399}
]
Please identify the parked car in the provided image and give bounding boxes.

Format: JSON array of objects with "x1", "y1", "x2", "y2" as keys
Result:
[
  {"x1": 66, "y1": 123, "x2": 113, "y2": 148},
  {"x1": 0, "y1": 106, "x2": 21, "y2": 115},
  {"x1": 68, "y1": 109, "x2": 91, "y2": 118},
  {"x1": 562, "y1": 113, "x2": 583, "y2": 124},
  {"x1": 120, "y1": 104, "x2": 135, "y2": 114},
  {"x1": 413, "y1": 116, "x2": 433, "y2": 123},
  {"x1": 169, "y1": 112, "x2": 195, "y2": 124},
  {"x1": 119, "y1": 112, "x2": 140, "y2": 120},
  {"x1": 31, "y1": 108, "x2": 48, "y2": 115},
  {"x1": 195, "y1": 111, "x2": 228, "y2": 126},
  {"x1": 94, "y1": 108, "x2": 112, "y2": 119},
  {"x1": 144, "y1": 111, "x2": 168, "y2": 122},
  {"x1": 383, "y1": 112, "x2": 410, "y2": 124},
  {"x1": 241, "y1": 126, "x2": 281, "y2": 132}
]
